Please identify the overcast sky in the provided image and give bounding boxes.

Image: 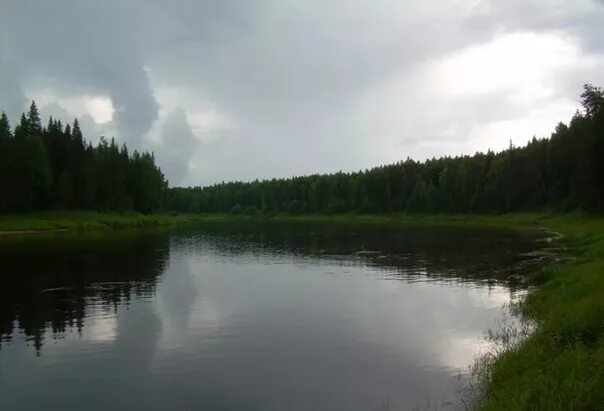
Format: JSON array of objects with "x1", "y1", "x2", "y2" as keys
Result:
[{"x1": 2, "y1": 0, "x2": 604, "y2": 186}]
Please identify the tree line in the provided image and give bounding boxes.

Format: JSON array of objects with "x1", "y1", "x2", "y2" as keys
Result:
[
  {"x1": 1, "y1": 84, "x2": 602, "y2": 216},
  {"x1": 167, "y1": 84, "x2": 604, "y2": 214},
  {"x1": 0, "y1": 102, "x2": 167, "y2": 213}
]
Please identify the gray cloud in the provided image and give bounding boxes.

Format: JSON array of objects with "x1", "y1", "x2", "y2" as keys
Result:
[
  {"x1": 3, "y1": 0, "x2": 158, "y2": 145},
  {"x1": 2, "y1": 0, "x2": 604, "y2": 185},
  {"x1": 0, "y1": 62, "x2": 25, "y2": 121},
  {"x1": 467, "y1": 0, "x2": 604, "y2": 52},
  {"x1": 39, "y1": 102, "x2": 71, "y2": 125},
  {"x1": 156, "y1": 109, "x2": 199, "y2": 186}
]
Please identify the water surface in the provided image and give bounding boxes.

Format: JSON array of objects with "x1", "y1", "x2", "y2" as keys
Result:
[{"x1": 0, "y1": 222, "x2": 547, "y2": 410}]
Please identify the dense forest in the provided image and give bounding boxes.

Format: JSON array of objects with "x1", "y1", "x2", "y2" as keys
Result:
[
  {"x1": 0, "y1": 102, "x2": 167, "y2": 213},
  {"x1": 1, "y1": 84, "x2": 603, "y2": 215},
  {"x1": 168, "y1": 84, "x2": 604, "y2": 214}
]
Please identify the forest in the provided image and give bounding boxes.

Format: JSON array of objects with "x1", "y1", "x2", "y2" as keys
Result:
[
  {"x1": 1, "y1": 84, "x2": 603, "y2": 216},
  {"x1": 168, "y1": 84, "x2": 604, "y2": 214},
  {"x1": 0, "y1": 102, "x2": 167, "y2": 213}
]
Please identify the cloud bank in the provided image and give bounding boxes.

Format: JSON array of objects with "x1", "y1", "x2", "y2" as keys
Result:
[{"x1": 2, "y1": 0, "x2": 603, "y2": 185}]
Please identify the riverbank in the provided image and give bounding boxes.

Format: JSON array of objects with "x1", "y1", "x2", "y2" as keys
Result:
[
  {"x1": 468, "y1": 214, "x2": 604, "y2": 410},
  {"x1": 0, "y1": 210, "x2": 580, "y2": 233},
  {"x1": 0, "y1": 210, "x2": 205, "y2": 234},
  {"x1": 1, "y1": 211, "x2": 602, "y2": 409}
]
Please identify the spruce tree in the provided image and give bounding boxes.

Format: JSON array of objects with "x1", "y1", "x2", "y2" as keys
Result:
[
  {"x1": 14, "y1": 113, "x2": 28, "y2": 140},
  {"x1": 27, "y1": 101, "x2": 42, "y2": 136},
  {"x1": 0, "y1": 112, "x2": 11, "y2": 211},
  {"x1": 0, "y1": 112, "x2": 10, "y2": 140}
]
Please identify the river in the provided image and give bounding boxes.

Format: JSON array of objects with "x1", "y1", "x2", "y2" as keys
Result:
[{"x1": 0, "y1": 222, "x2": 548, "y2": 410}]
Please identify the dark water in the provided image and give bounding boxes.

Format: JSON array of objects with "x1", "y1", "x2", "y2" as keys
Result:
[{"x1": 0, "y1": 222, "x2": 548, "y2": 410}]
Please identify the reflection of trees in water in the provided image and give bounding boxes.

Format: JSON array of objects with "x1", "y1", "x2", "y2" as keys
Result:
[
  {"x1": 0, "y1": 223, "x2": 553, "y2": 353},
  {"x1": 176, "y1": 222, "x2": 551, "y2": 286},
  {"x1": 0, "y1": 231, "x2": 170, "y2": 353}
]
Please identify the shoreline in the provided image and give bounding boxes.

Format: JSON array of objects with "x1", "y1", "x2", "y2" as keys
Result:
[
  {"x1": 1, "y1": 211, "x2": 602, "y2": 409},
  {"x1": 0, "y1": 228, "x2": 71, "y2": 236},
  {"x1": 0, "y1": 211, "x2": 206, "y2": 235},
  {"x1": 0, "y1": 210, "x2": 579, "y2": 234}
]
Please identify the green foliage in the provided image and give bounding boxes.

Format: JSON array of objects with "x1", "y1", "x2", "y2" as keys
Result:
[
  {"x1": 472, "y1": 215, "x2": 604, "y2": 411},
  {"x1": 0, "y1": 102, "x2": 167, "y2": 213},
  {"x1": 580, "y1": 83, "x2": 604, "y2": 119},
  {"x1": 167, "y1": 84, "x2": 604, "y2": 215}
]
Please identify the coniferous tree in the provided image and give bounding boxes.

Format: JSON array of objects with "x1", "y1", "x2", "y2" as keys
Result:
[
  {"x1": 0, "y1": 102, "x2": 167, "y2": 213},
  {"x1": 0, "y1": 112, "x2": 9, "y2": 140},
  {"x1": 27, "y1": 101, "x2": 42, "y2": 136},
  {"x1": 0, "y1": 112, "x2": 12, "y2": 211},
  {"x1": 166, "y1": 84, "x2": 604, "y2": 215},
  {"x1": 1, "y1": 85, "x2": 603, "y2": 216}
]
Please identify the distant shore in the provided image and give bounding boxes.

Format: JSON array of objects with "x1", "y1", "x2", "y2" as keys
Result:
[
  {"x1": 0, "y1": 210, "x2": 591, "y2": 234},
  {"x1": 0, "y1": 210, "x2": 206, "y2": 235}
]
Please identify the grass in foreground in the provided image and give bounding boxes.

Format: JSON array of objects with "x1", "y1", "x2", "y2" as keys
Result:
[{"x1": 467, "y1": 215, "x2": 604, "y2": 410}]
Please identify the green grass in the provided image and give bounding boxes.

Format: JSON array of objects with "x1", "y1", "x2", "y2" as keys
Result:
[
  {"x1": 0, "y1": 210, "x2": 547, "y2": 235},
  {"x1": 466, "y1": 214, "x2": 604, "y2": 410},
  {"x1": 155, "y1": 211, "x2": 551, "y2": 228},
  {"x1": 1, "y1": 210, "x2": 603, "y2": 409},
  {"x1": 0, "y1": 210, "x2": 205, "y2": 233}
]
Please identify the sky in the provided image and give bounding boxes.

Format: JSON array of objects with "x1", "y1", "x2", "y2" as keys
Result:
[{"x1": 2, "y1": 0, "x2": 604, "y2": 187}]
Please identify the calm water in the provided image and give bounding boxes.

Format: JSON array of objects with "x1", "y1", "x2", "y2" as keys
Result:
[{"x1": 0, "y1": 222, "x2": 548, "y2": 410}]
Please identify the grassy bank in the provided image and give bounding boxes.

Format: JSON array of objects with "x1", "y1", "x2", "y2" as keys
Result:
[
  {"x1": 0, "y1": 210, "x2": 556, "y2": 236},
  {"x1": 468, "y1": 214, "x2": 604, "y2": 410},
  {"x1": 1, "y1": 210, "x2": 602, "y2": 409},
  {"x1": 0, "y1": 210, "x2": 205, "y2": 234}
]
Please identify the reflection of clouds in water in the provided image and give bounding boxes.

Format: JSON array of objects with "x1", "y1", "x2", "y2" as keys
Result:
[
  {"x1": 149, "y1": 251, "x2": 517, "y2": 407},
  {"x1": 410, "y1": 278, "x2": 516, "y2": 309},
  {"x1": 275, "y1": 263, "x2": 515, "y2": 375},
  {"x1": 144, "y1": 231, "x2": 533, "y2": 407},
  {"x1": 82, "y1": 315, "x2": 117, "y2": 343},
  {"x1": 189, "y1": 299, "x2": 225, "y2": 332},
  {"x1": 176, "y1": 259, "x2": 232, "y2": 337},
  {"x1": 114, "y1": 299, "x2": 162, "y2": 372},
  {"x1": 0, "y1": 298, "x2": 163, "y2": 409},
  {"x1": 155, "y1": 255, "x2": 234, "y2": 354},
  {"x1": 157, "y1": 257, "x2": 198, "y2": 339},
  {"x1": 0, "y1": 225, "x2": 544, "y2": 410},
  {"x1": 439, "y1": 333, "x2": 495, "y2": 372}
]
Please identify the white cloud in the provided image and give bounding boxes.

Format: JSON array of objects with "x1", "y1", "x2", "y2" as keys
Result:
[{"x1": 434, "y1": 31, "x2": 593, "y2": 102}]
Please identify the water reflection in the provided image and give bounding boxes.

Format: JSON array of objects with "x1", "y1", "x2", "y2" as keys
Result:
[
  {"x1": 0, "y1": 231, "x2": 170, "y2": 352},
  {"x1": 0, "y1": 222, "x2": 549, "y2": 410},
  {"x1": 174, "y1": 221, "x2": 546, "y2": 284}
]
